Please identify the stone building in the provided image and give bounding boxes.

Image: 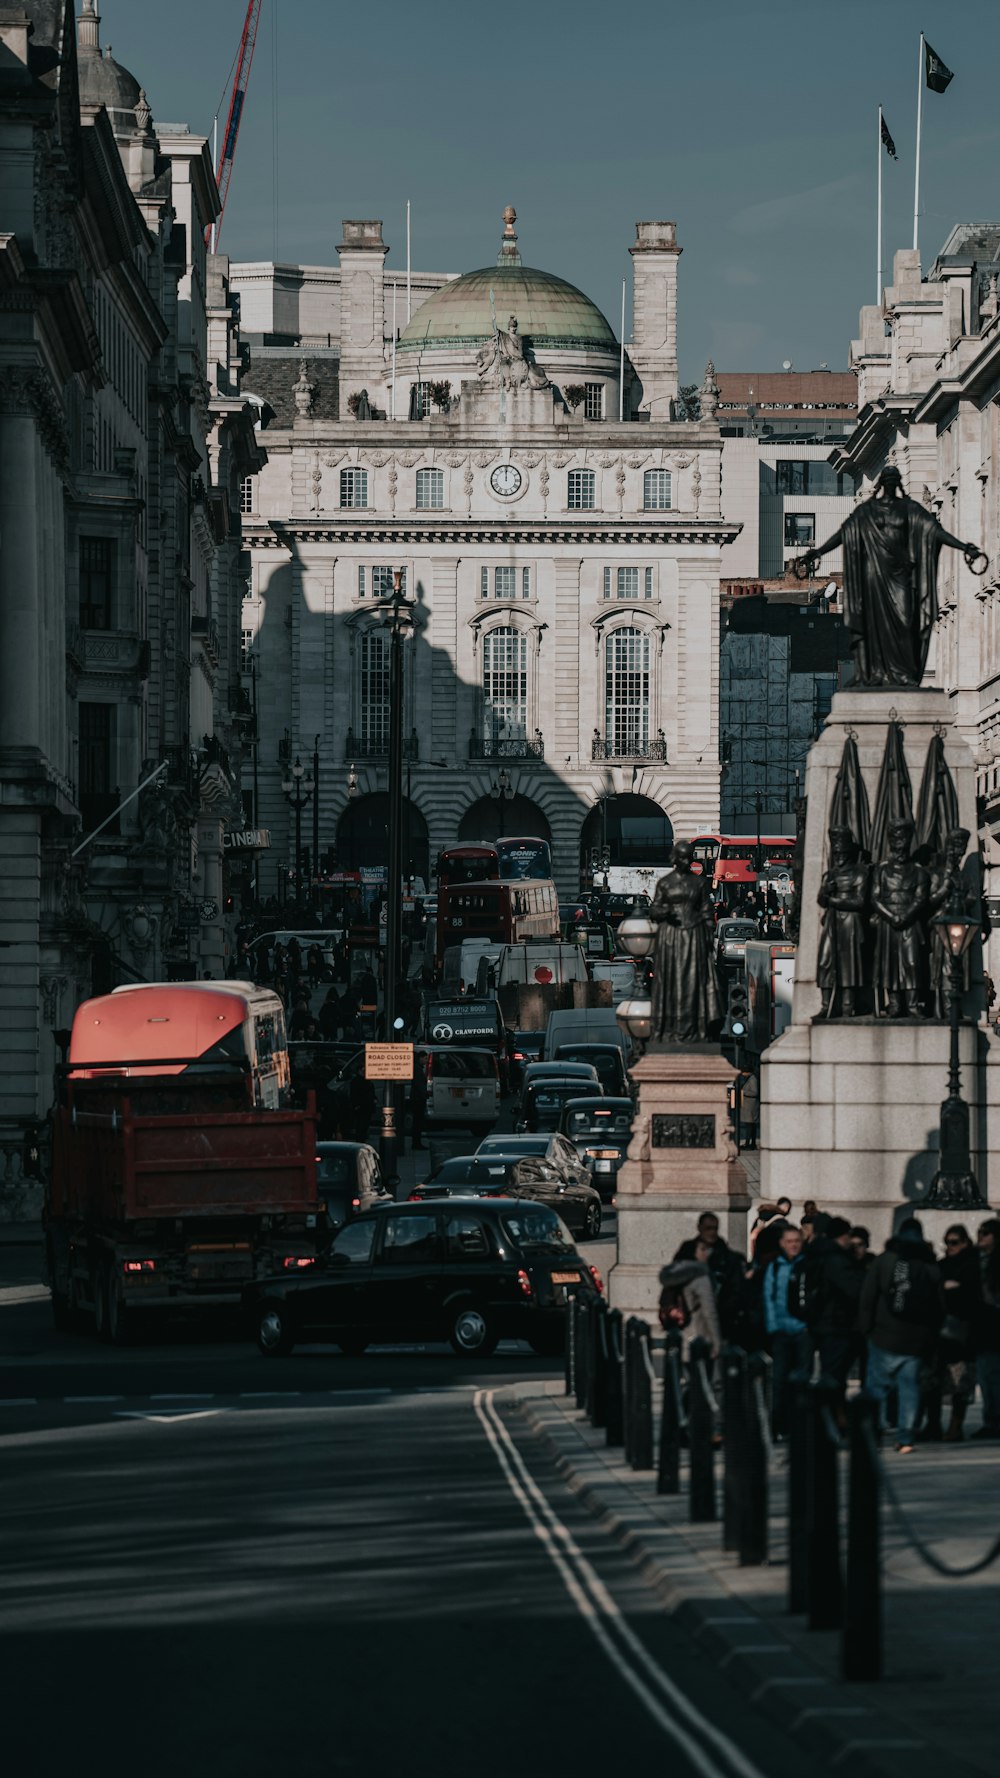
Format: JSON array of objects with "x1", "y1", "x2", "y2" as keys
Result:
[
  {"x1": 835, "y1": 231, "x2": 1000, "y2": 975},
  {"x1": 232, "y1": 213, "x2": 739, "y2": 897},
  {"x1": 0, "y1": 2, "x2": 261, "y2": 1208}
]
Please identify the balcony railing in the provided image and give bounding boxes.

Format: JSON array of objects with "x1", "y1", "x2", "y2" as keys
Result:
[
  {"x1": 592, "y1": 732, "x2": 668, "y2": 762},
  {"x1": 344, "y1": 728, "x2": 419, "y2": 762},
  {"x1": 469, "y1": 732, "x2": 544, "y2": 761}
]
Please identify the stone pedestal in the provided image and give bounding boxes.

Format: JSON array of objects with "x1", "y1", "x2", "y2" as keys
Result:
[
  {"x1": 761, "y1": 683, "x2": 997, "y2": 1240},
  {"x1": 608, "y1": 1045, "x2": 749, "y2": 1322}
]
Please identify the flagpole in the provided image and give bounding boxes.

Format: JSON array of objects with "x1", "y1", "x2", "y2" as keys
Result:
[
  {"x1": 913, "y1": 31, "x2": 924, "y2": 254},
  {"x1": 406, "y1": 199, "x2": 411, "y2": 324},
  {"x1": 618, "y1": 278, "x2": 626, "y2": 422},
  {"x1": 877, "y1": 105, "x2": 884, "y2": 303},
  {"x1": 391, "y1": 281, "x2": 397, "y2": 420}
]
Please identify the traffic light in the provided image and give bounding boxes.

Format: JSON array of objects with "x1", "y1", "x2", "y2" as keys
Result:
[
  {"x1": 589, "y1": 847, "x2": 600, "y2": 872},
  {"x1": 298, "y1": 846, "x2": 311, "y2": 879},
  {"x1": 723, "y1": 977, "x2": 749, "y2": 1041}
]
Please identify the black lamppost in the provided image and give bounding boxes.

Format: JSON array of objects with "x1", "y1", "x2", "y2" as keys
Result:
[
  {"x1": 373, "y1": 568, "x2": 416, "y2": 1181},
  {"x1": 926, "y1": 896, "x2": 986, "y2": 1209},
  {"x1": 281, "y1": 755, "x2": 314, "y2": 910},
  {"x1": 312, "y1": 734, "x2": 321, "y2": 912},
  {"x1": 489, "y1": 765, "x2": 514, "y2": 838}
]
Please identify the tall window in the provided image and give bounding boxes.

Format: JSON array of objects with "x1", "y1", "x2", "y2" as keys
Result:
[
  {"x1": 78, "y1": 701, "x2": 117, "y2": 831},
  {"x1": 369, "y1": 566, "x2": 406, "y2": 598},
  {"x1": 784, "y1": 513, "x2": 815, "y2": 547},
  {"x1": 416, "y1": 468, "x2": 443, "y2": 510},
  {"x1": 80, "y1": 536, "x2": 115, "y2": 630},
  {"x1": 643, "y1": 469, "x2": 672, "y2": 510},
  {"x1": 584, "y1": 382, "x2": 604, "y2": 421},
  {"x1": 340, "y1": 468, "x2": 369, "y2": 508},
  {"x1": 603, "y1": 567, "x2": 653, "y2": 600},
  {"x1": 240, "y1": 628, "x2": 254, "y2": 671},
  {"x1": 359, "y1": 630, "x2": 390, "y2": 749},
  {"x1": 567, "y1": 469, "x2": 595, "y2": 510},
  {"x1": 605, "y1": 629, "x2": 649, "y2": 756},
  {"x1": 410, "y1": 383, "x2": 433, "y2": 419},
  {"x1": 483, "y1": 627, "x2": 528, "y2": 742},
  {"x1": 239, "y1": 477, "x2": 255, "y2": 514}
]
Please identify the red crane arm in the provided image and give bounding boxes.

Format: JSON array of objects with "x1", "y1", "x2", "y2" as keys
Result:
[{"x1": 210, "y1": 0, "x2": 264, "y2": 245}]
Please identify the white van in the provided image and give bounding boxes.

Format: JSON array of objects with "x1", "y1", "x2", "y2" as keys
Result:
[
  {"x1": 481, "y1": 943, "x2": 590, "y2": 992},
  {"x1": 441, "y1": 940, "x2": 505, "y2": 995},
  {"x1": 415, "y1": 1044, "x2": 500, "y2": 1129}
]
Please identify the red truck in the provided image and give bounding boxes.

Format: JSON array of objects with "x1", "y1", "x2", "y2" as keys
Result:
[{"x1": 45, "y1": 983, "x2": 321, "y2": 1341}]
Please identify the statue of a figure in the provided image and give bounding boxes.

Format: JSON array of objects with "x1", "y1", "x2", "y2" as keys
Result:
[
  {"x1": 476, "y1": 315, "x2": 550, "y2": 391},
  {"x1": 817, "y1": 826, "x2": 870, "y2": 1018},
  {"x1": 292, "y1": 360, "x2": 314, "y2": 417},
  {"x1": 871, "y1": 816, "x2": 930, "y2": 1017},
  {"x1": 700, "y1": 358, "x2": 720, "y2": 420},
  {"x1": 794, "y1": 466, "x2": 986, "y2": 686},
  {"x1": 928, "y1": 825, "x2": 974, "y2": 1016},
  {"x1": 648, "y1": 840, "x2": 724, "y2": 1043},
  {"x1": 138, "y1": 763, "x2": 176, "y2": 854}
]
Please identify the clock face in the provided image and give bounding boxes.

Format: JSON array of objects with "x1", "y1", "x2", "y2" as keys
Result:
[{"x1": 490, "y1": 463, "x2": 523, "y2": 498}]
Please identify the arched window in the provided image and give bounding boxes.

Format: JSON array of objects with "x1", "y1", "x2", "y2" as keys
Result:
[
  {"x1": 483, "y1": 627, "x2": 528, "y2": 743},
  {"x1": 359, "y1": 629, "x2": 390, "y2": 750},
  {"x1": 604, "y1": 628, "x2": 649, "y2": 757}
]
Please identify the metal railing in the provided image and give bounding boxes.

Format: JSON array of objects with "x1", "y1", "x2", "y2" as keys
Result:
[
  {"x1": 592, "y1": 733, "x2": 667, "y2": 762},
  {"x1": 343, "y1": 728, "x2": 419, "y2": 762},
  {"x1": 468, "y1": 732, "x2": 544, "y2": 761}
]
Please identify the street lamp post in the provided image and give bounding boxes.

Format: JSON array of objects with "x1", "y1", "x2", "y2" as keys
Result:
[
  {"x1": 490, "y1": 765, "x2": 514, "y2": 838},
  {"x1": 615, "y1": 914, "x2": 656, "y2": 1055},
  {"x1": 312, "y1": 734, "x2": 321, "y2": 911},
  {"x1": 927, "y1": 896, "x2": 986, "y2": 1209},
  {"x1": 280, "y1": 755, "x2": 314, "y2": 911},
  {"x1": 375, "y1": 569, "x2": 416, "y2": 1182}
]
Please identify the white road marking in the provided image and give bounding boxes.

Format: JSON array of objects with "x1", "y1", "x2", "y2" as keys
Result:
[
  {"x1": 0, "y1": 1285, "x2": 49, "y2": 1304},
  {"x1": 0, "y1": 1398, "x2": 37, "y2": 1407},
  {"x1": 64, "y1": 1395, "x2": 124, "y2": 1403},
  {"x1": 149, "y1": 1393, "x2": 215, "y2": 1400},
  {"x1": 474, "y1": 1389, "x2": 767, "y2": 1778},
  {"x1": 114, "y1": 1409, "x2": 223, "y2": 1424}
]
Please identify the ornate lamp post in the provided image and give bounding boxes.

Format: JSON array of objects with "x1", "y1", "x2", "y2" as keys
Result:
[
  {"x1": 280, "y1": 754, "x2": 314, "y2": 910},
  {"x1": 489, "y1": 765, "x2": 514, "y2": 838},
  {"x1": 615, "y1": 913, "x2": 655, "y2": 1053},
  {"x1": 927, "y1": 895, "x2": 986, "y2": 1209}
]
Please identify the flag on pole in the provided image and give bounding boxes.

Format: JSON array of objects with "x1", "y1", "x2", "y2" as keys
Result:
[
  {"x1": 924, "y1": 40, "x2": 954, "y2": 92},
  {"x1": 880, "y1": 113, "x2": 898, "y2": 158}
]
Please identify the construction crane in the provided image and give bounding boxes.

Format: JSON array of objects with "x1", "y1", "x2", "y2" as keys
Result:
[{"x1": 208, "y1": 0, "x2": 264, "y2": 249}]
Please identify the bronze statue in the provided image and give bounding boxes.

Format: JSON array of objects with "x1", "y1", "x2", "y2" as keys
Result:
[
  {"x1": 817, "y1": 826, "x2": 870, "y2": 1018},
  {"x1": 648, "y1": 840, "x2": 724, "y2": 1043},
  {"x1": 871, "y1": 816, "x2": 930, "y2": 1017},
  {"x1": 794, "y1": 467, "x2": 986, "y2": 687}
]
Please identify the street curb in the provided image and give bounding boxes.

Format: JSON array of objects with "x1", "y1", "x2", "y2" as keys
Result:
[{"x1": 503, "y1": 1383, "x2": 984, "y2": 1778}]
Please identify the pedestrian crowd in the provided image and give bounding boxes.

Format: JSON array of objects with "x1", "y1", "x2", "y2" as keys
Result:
[{"x1": 659, "y1": 1204, "x2": 1000, "y2": 1452}]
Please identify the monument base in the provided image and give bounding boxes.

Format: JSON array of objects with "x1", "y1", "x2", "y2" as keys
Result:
[
  {"x1": 607, "y1": 1046, "x2": 749, "y2": 1322},
  {"x1": 760, "y1": 1018, "x2": 998, "y2": 1247}
]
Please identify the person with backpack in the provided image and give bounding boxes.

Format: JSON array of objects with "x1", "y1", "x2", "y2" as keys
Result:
[
  {"x1": 658, "y1": 1243, "x2": 722, "y2": 1360},
  {"x1": 762, "y1": 1225, "x2": 811, "y2": 1437},
  {"x1": 859, "y1": 1216, "x2": 943, "y2": 1454}
]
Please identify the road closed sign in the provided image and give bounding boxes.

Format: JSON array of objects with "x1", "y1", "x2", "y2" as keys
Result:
[{"x1": 364, "y1": 1043, "x2": 414, "y2": 1081}]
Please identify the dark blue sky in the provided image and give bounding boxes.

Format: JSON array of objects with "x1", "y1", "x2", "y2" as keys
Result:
[{"x1": 109, "y1": 0, "x2": 998, "y2": 379}]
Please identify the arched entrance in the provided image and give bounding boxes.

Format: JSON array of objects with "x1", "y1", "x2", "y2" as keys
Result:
[
  {"x1": 337, "y1": 794, "x2": 430, "y2": 886},
  {"x1": 458, "y1": 794, "x2": 552, "y2": 849},
  {"x1": 579, "y1": 793, "x2": 673, "y2": 874}
]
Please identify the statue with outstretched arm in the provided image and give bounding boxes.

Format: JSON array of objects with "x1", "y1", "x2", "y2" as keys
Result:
[{"x1": 794, "y1": 466, "x2": 987, "y2": 687}]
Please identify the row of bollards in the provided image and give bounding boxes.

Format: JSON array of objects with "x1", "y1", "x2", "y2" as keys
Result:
[{"x1": 567, "y1": 1297, "x2": 883, "y2": 1682}]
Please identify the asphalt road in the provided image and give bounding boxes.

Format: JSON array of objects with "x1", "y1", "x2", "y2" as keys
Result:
[{"x1": 0, "y1": 1303, "x2": 805, "y2": 1778}]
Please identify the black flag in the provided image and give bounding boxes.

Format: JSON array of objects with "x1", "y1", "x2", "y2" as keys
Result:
[
  {"x1": 880, "y1": 114, "x2": 897, "y2": 159},
  {"x1": 925, "y1": 40, "x2": 954, "y2": 93}
]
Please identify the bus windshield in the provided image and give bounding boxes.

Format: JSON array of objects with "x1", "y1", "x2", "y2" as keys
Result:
[
  {"x1": 496, "y1": 836, "x2": 552, "y2": 882},
  {"x1": 436, "y1": 845, "x2": 499, "y2": 887}
]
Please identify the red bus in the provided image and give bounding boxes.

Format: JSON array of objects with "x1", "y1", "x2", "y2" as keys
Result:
[
  {"x1": 68, "y1": 982, "x2": 291, "y2": 1109},
  {"x1": 436, "y1": 878, "x2": 560, "y2": 970},
  {"x1": 435, "y1": 844, "x2": 500, "y2": 889},
  {"x1": 691, "y1": 832, "x2": 795, "y2": 894}
]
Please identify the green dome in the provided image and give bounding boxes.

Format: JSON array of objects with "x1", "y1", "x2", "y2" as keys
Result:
[{"x1": 398, "y1": 263, "x2": 617, "y2": 353}]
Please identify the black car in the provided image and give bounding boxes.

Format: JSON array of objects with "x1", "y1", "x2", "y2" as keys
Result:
[
  {"x1": 517, "y1": 1075, "x2": 605, "y2": 1135},
  {"x1": 559, "y1": 1097, "x2": 634, "y2": 1200},
  {"x1": 506, "y1": 1028, "x2": 545, "y2": 1093},
  {"x1": 408, "y1": 1155, "x2": 516, "y2": 1200},
  {"x1": 549, "y1": 1042, "x2": 632, "y2": 1099},
  {"x1": 248, "y1": 1197, "x2": 601, "y2": 1358}
]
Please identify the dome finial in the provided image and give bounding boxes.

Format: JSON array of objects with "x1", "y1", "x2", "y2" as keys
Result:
[
  {"x1": 497, "y1": 204, "x2": 521, "y2": 268},
  {"x1": 78, "y1": 0, "x2": 101, "y2": 54}
]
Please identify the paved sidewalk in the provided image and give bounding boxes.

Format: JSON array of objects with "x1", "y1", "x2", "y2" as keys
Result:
[{"x1": 516, "y1": 1380, "x2": 999, "y2": 1778}]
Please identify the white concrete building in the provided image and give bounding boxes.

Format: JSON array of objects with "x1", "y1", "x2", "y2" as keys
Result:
[{"x1": 232, "y1": 213, "x2": 739, "y2": 896}]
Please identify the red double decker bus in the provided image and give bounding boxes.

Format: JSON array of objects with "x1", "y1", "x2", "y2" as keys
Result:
[
  {"x1": 692, "y1": 832, "x2": 795, "y2": 894},
  {"x1": 435, "y1": 844, "x2": 500, "y2": 889},
  {"x1": 435, "y1": 878, "x2": 560, "y2": 971}
]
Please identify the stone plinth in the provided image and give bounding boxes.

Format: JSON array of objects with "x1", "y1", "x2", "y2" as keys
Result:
[
  {"x1": 607, "y1": 1046, "x2": 749, "y2": 1321},
  {"x1": 761, "y1": 683, "x2": 997, "y2": 1239}
]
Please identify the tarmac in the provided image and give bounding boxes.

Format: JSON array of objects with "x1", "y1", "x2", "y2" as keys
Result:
[{"x1": 512, "y1": 1375, "x2": 999, "y2": 1778}]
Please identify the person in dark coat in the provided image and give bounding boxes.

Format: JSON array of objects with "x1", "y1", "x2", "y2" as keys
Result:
[
  {"x1": 318, "y1": 989, "x2": 342, "y2": 1041},
  {"x1": 859, "y1": 1216, "x2": 942, "y2": 1453},
  {"x1": 673, "y1": 1211, "x2": 743, "y2": 1339},
  {"x1": 811, "y1": 1216, "x2": 865, "y2": 1395},
  {"x1": 973, "y1": 1219, "x2": 1000, "y2": 1439},
  {"x1": 924, "y1": 1224, "x2": 980, "y2": 1442}
]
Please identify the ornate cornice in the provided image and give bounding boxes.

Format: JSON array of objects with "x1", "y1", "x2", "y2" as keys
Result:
[
  {"x1": 0, "y1": 364, "x2": 69, "y2": 468},
  {"x1": 243, "y1": 517, "x2": 739, "y2": 549}
]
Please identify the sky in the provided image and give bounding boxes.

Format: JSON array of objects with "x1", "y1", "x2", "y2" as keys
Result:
[{"x1": 102, "y1": 0, "x2": 999, "y2": 380}]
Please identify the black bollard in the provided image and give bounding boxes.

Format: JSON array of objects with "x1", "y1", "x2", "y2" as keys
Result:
[
  {"x1": 584, "y1": 1294, "x2": 600, "y2": 1421},
  {"x1": 721, "y1": 1345, "x2": 748, "y2": 1552},
  {"x1": 688, "y1": 1336, "x2": 717, "y2": 1522},
  {"x1": 740, "y1": 1352, "x2": 769, "y2": 1567},
  {"x1": 622, "y1": 1318, "x2": 636, "y2": 1465},
  {"x1": 842, "y1": 1393, "x2": 881, "y2": 1681},
  {"x1": 658, "y1": 1329, "x2": 683, "y2": 1494},
  {"x1": 631, "y1": 1321, "x2": 654, "y2": 1470},
  {"x1": 591, "y1": 1301, "x2": 609, "y2": 1430},
  {"x1": 605, "y1": 1309, "x2": 624, "y2": 1447},
  {"x1": 574, "y1": 1296, "x2": 589, "y2": 1411},
  {"x1": 806, "y1": 1379, "x2": 843, "y2": 1631},
  {"x1": 565, "y1": 1297, "x2": 575, "y2": 1398},
  {"x1": 787, "y1": 1374, "x2": 810, "y2": 1612}
]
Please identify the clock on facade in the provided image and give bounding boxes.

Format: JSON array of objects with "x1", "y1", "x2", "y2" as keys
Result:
[{"x1": 489, "y1": 463, "x2": 523, "y2": 498}]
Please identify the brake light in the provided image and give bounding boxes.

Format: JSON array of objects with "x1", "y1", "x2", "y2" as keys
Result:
[
  {"x1": 351, "y1": 1196, "x2": 361, "y2": 1208},
  {"x1": 516, "y1": 1268, "x2": 533, "y2": 1299},
  {"x1": 408, "y1": 1190, "x2": 422, "y2": 1201},
  {"x1": 123, "y1": 1259, "x2": 156, "y2": 1273},
  {"x1": 588, "y1": 1265, "x2": 604, "y2": 1295},
  {"x1": 282, "y1": 1255, "x2": 315, "y2": 1270},
  {"x1": 425, "y1": 1054, "x2": 434, "y2": 1083},
  {"x1": 513, "y1": 1050, "x2": 525, "y2": 1061}
]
